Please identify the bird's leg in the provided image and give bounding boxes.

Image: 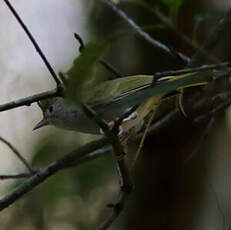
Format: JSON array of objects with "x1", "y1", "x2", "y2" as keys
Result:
[
  {"x1": 99, "y1": 110, "x2": 138, "y2": 135},
  {"x1": 99, "y1": 121, "x2": 123, "y2": 135}
]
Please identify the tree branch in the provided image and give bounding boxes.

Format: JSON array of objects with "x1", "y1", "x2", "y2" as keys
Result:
[
  {"x1": 74, "y1": 33, "x2": 122, "y2": 79},
  {"x1": 0, "y1": 137, "x2": 109, "y2": 211},
  {"x1": 104, "y1": 0, "x2": 190, "y2": 64},
  {"x1": 0, "y1": 88, "x2": 62, "y2": 112},
  {"x1": 98, "y1": 191, "x2": 128, "y2": 230},
  {"x1": 153, "y1": 61, "x2": 231, "y2": 82},
  {"x1": 82, "y1": 104, "x2": 133, "y2": 193},
  {"x1": 0, "y1": 173, "x2": 34, "y2": 180},
  {"x1": 194, "y1": 97, "x2": 231, "y2": 123},
  {"x1": 82, "y1": 104, "x2": 133, "y2": 229},
  {"x1": 188, "y1": 8, "x2": 231, "y2": 67},
  {"x1": 3, "y1": 0, "x2": 62, "y2": 87},
  {"x1": 0, "y1": 136, "x2": 34, "y2": 173}
]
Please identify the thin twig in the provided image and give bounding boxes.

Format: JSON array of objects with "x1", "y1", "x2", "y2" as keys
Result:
[
  {"x1": 133, "y1": 109, "x2": 178, "y2": 141},
  {"x1": 0, "y1": 61, "x2": 229, "y2": 114},
  {"x1": 132, "y1": 110, "x2": 156, "y2": 168},
  {"x1": 189, "y1": 9, "x2": 231, "y2": 68},
  {"x1": 0, "y1": 173, "x2": 33, "y2": 180},
  {"x1": 82, "y1": 104, "x2": 111, "y2": 135},
  {"x1": 98, "y1": 191, "x2": 128, "y2": 230},
  {"x1": 154, "y1": 8, "x2": 223, "y2": 68},
  {"x1": 74, "y1": 33, "x2": 122, "y2": 78},
  {"x1": 0, "y1": 136, "x2": 34, "y2": 173},
  {"x1": 99, "y1": 60, "x2": 123, "y2": 79},
  {"x1": 208, "y1": 181, "x2": 226, "y2": 230},
  {"x1": 82, "y1": 103, "x2": 133, "y2": 192},
  {"x1": 0, "y1": 88, "x2": 62, "y2": 112},
  {"x1": 61, "y1": 146, "x2": 112, "y2": 168},
  {"x1": 82, "y1": 104, "x2": 133, "y2": 229},
  {"x1": 104, "y1": 0, "x2": 190, "y2": 64},
  {"x1": 3, "y1": 0, "x2": 62, "y2": 86},
  {"x1": 154, "y1": 61, "x2": 231, "y2": 82},
  {"x1": 0, "y1": 91, "x2": 230, "y2": 213},
  {"x1": 194, "y1": 97, "x2": 231, "y2": 123},
  {"x1": 74, "y1": 33, "x2": 85, "y2": 52},
  {"x1": 0, "y1": 137, "x2": 110, "y2": 211}
]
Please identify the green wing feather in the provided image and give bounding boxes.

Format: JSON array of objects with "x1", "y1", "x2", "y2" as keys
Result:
[{"x1": 82, "y1": 75, "x2": 153, "y2": 106}]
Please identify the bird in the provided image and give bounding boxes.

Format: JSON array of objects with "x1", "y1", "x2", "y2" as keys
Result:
[{"x1": 33, "y1": 73, "x2": 208, "y2": 135}]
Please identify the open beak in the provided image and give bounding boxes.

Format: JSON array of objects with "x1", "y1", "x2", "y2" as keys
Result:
[{"x1": 33, "y1": 119, "x2": 49, "y2": 131}]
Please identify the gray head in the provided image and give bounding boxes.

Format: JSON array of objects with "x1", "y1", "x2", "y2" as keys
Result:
[
  {"x1": 33, "y1": 97, "x2": 67, "y2": 130},
  {"x1": 33, "y1": 97, "x2": 103, "y2": 134}
]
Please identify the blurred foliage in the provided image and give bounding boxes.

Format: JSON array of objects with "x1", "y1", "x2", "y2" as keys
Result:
[
  {"x1": 119, "y1": 0, "x2": 147, "y2": 8},
  {"x1": 120, "y1": 0, "x2": 183, "y2": 20},
  {"x1": 161, "y1": 0, "x2": 183, "y2": 17},
  {"x1": 1, "y1": 0, "x2": 231, "y2": 229},
  {"x1": 192, "y1": 11, "x2": 223, "y2": 42},
  {"x1": 8, "y1": 131, "x2": 116, "y2": 229},
  {"x1": 66, "y1": 40, "x2": 109, "y2": 106}
]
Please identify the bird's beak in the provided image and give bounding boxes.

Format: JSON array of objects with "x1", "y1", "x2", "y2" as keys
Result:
[{"x1": 33, "y1": 119, "x2": 49, "y2": 131}]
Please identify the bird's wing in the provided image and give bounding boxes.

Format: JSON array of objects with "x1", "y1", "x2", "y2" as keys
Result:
[{"x1": 82, "y1": 75, "x2": 154, "y2": 107}]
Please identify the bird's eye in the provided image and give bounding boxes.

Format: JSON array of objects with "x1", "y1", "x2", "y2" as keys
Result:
[{"x1": 48, "y1": 105, "x2": 53, "y2": 113}]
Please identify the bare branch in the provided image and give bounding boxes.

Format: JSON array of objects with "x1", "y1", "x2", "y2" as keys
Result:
[
  {"x1": 153, "y1": 8, "x2": 221, "y2": 67},
  {"x1": 189, "y1": 9, "x2": 231, "y2": 67},
  {"x1": 208, "y1": 181, "x2": 226, "y2": 230},
  {"x1": 154, "y1": 61, "x2": 231, "y2": 81},
  {"x1": 98, "y1": 191, "x2": 128, "y2": 230},
  {"x1": 0, "y1": 173, "x2": 33, "y2": 180},
  {"x1": 0, "y1": 136, "x2": 34, "y2": 173},
  {"x1": 74, "y1": 33, "x2": 122, "y2": 78},
  {"x1": 82, "y1": 104, "x2": 133, "y2": 191},
  {"x1": 194, "y1": 97, "x2": 231, "y2": 123},
  {"x1": 0, "y1": 137, "x2": 110, "y2": 211},
  {"x1": 82, "y1": 104, "x2": 133, "y2": 228},
  {"x1": 104, "y1": 0, "x2": 190, "y2": 64},
  {"x1": 133, "y1": 109, "x2": 178, "y2": 141},
  {"x1": 3, "y1": 0, "x2": 62, "y2": 86},
  {"x1": 0, "y1": 88, "x2": 62, "y2": 112},
  {"x1": 64, "y1": 146, "x2": 112, "y2": 168}
]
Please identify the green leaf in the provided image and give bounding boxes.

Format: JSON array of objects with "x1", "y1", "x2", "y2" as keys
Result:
[
  {"x1": 42, "y1": 171, "x2": 73, "y2": 207},
  {"x1": 66, "y1": 40, "x2": 109, "y2": 105},
  {"x1": 120, "y1": 0, "x2": 147, "y2": 7},
  {"x1": 161, "y1": 0, "x2": 183, "y2": 16},
  {"x1": 194, "y1": 11, "x2": 222, "y2": 24},
  {"x1": 192, "y1": 11, "x2": 222, "y2": 41},
  {"x1": 73, "y1": 154, "x2": 114, "y2": 197}
]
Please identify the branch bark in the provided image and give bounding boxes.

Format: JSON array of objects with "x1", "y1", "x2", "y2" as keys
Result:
[
  {"x1": 0, "y1": 137, "x2": 109, "y2": 211},
  {"x1": 104, "y1": 0, "x2": 190, "y2": 64}
]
